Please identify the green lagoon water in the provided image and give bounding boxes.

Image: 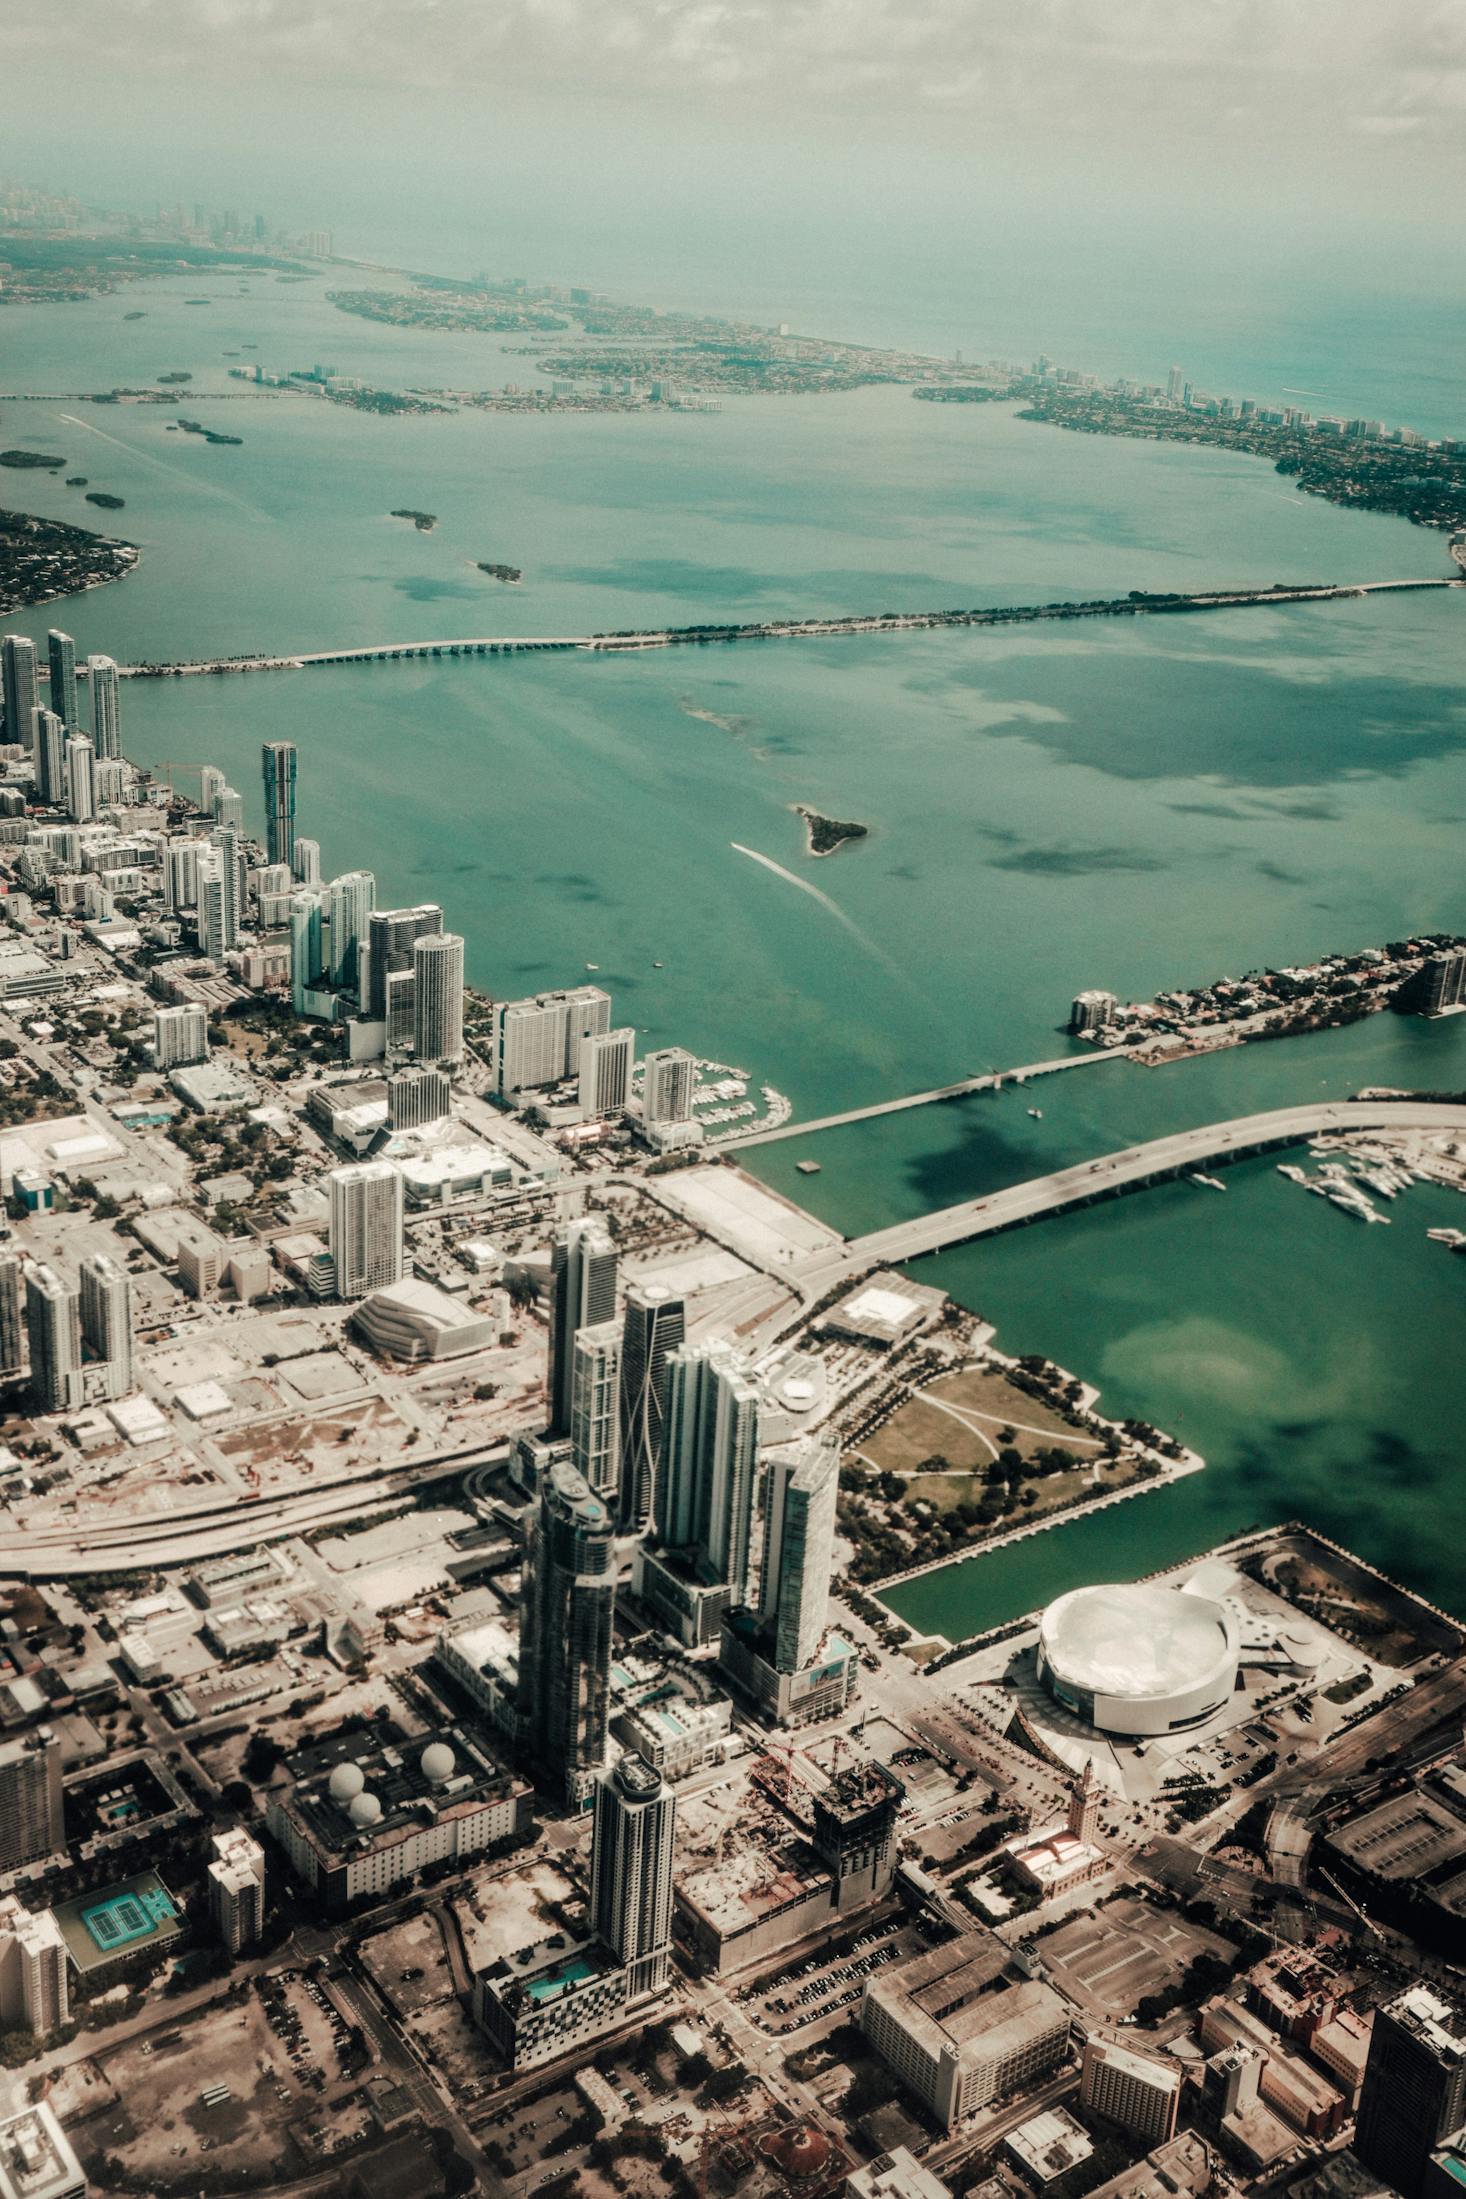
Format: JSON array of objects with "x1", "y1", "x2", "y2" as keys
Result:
[{"x1": 2, "y1": 267, "x2": 1463, "y2": 1627}]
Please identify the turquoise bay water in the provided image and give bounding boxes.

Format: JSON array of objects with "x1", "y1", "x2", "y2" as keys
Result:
[{"x1": 2, "y1": 270, "x2": 1463, "y2": 1625}]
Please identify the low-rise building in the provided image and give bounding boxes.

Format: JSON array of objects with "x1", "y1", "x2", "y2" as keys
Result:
[
  {"x1": 1081, "y1": 2035, "x2": 1182, "y2": 2144},
  {"x1": 432, "y1": 1621, "x2": 519, "y2": 1735},
  {"x1": 846, "y1": 2149, "x2": 951, "y2": 2199},
  {"x1": 0, "y1": 1897, "x2": 68, "y2": 2036},
  {"x1": 266, "y1": 1725, "x2": 530, "y2": 1912},
  {"x1": 472, "y1": 1935, "x2": 628, "y2": 2071},
  {"x1": 1004, "y1": 2106, "x2": 1093, "y2": 2186},
  {"x1": 351, "y1": 1277, "x2": 497, "y2": 1362},
  {"x1": 0, "y1": 2102, "x2": 86, "y2": 2199},
  {"x1": 718, "y1": 1611, "x2": 856, "y2": 1728},
  {"x1": 1200, "y1": 1994, "x2": 1347, "y2": 2136},
  {"x1": 860, "y1": 1933, "x2": 1071, "y2": 2130}
]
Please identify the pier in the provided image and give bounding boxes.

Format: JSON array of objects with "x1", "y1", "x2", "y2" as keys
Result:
[{"x1": 97, "y1": 574, "x2": 1461, "y2": 681}]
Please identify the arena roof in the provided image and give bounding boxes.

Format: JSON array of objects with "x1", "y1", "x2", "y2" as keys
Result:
[{"x1": 1040, "y1": 1583, "x2": 1236, "y2": 1703}]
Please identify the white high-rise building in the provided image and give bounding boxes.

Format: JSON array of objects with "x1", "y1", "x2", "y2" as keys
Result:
[
  {"x1": 0, "y1": 2102, "x2": 86, "y2": 2199},
  {"x1": 570, "y1": 1320, "x2": 621, "y2": 1500},
  {"x1": 65, "y1": 735, "x2": 96, "y2": 823},
  {"x1": 211, "y1": 824, "x2": 245, "y2": 939},
  {"x1": 199, "y1": 764, "x2": 226, "y2": 820},
  {"x1": 589, "y1": 1754, "x2": 676, "y2": 1999},
  {"x1": 323, "y1": 869, "x2": 375, "y2": 991},
  {"x1": 364, "y1": 904, "x2": 442, "y2": 1020},
  {"x1": 0, "y1": 1896, "x2": 68, "y2": 2037},
  {"x1": 758, "y1": 1432, "x2": 840, "y2": 1674},
  {"x1": 31, "y1": 709, "x2": 65, "y2": 806},
  {"x1": 578, "y1": 1025, "x2": 634, "y2": 1118},
  {"x1": 23, "y1": 1266, "x2": 82, "y2": 1414},
  {"x1": 413, "y1": 930, "x2": 465, "y2": 1067},
  {"x1": 328, "y1": 1162, "x2": 405, "y2": 1299},
  {"x1": 208, "y1": 1828, "x2": 267, "y2": 1954},
  {"x1": 164, "y1": 837, "x2": 206, "y2": 911},
  {"x1": 253, "y1": 861, "x2": 292, "y2": 901},
  {"x1": 197, "y1": 849, "x2": 231, "y2": 965},
  {"x1": 87, "y1": 652, "x2": 121, "y2": 758},
  {"x1": 95, "y1": 756, "x2": 128, "y2": 808},
  {"x1": 549, "y1": 1217, "x2": 619, "y2": 1436},
  {"x1": 292, "y1": 834, "x2": 321, "y2": 885},
  {"x1": 79, "y1": 1251, "x2": 132, "y2": 1400},
  {"x1": 215, "y1": 784, "x2": 244, "y2": 833},
  {"x1": 493, "y1": 985, "x2": 611, "y2": 1097},
  {"x1": 1, "y1": 635, "x2": 39, "y2": 749},
  {"x1": 1070, "y1": 989, "x2": 1118, "y2": 1035},
  {"x1": 643, "y1": 1046, "x2": 696, "y2": 1126},
  {"x1": 289, "y1": 889, "x2": 324, "y2": 1012},
  {"x1": 659, "y1": 1341, "x2": 760, "y2": 1598}
]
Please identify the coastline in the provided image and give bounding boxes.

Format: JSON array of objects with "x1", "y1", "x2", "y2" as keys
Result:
[{"x1": 0, "y1": 505, "x2": 138, "y2": 617}]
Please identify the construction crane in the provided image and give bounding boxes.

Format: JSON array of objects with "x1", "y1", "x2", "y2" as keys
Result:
[
  {"x1": 749, "y1": 1736, "x2": 832, "y2": 1824},
  {"x1": 697, "y1": 2103, "x2": 765, "y2": 2199},
  {"x1": 148, "y1": 761, "x2": 213, "y2": 801}
]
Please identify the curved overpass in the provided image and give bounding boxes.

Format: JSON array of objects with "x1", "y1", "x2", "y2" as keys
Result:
[
  {"x1": 826, "y1": 1100, "x2": 1466, "y2": 1271},
  {"x1": 0, "y1": 1442, "x2": 510, "y2": 1581}
]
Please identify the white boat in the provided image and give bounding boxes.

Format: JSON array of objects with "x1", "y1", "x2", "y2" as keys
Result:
[
  {"x1": 1189, "y1": 1173, "x2": 1226, "y2": 1191},
  {"x1": 1277, "y1": 1164, "x2": 1307, "y2": 1184},
  {"x1": 1027, "y1": 1108, "x2": 1043, "y2": 1119},
  {"x1": 1428, "y1": 1227, "x2": 1466, "y2": 1246}
]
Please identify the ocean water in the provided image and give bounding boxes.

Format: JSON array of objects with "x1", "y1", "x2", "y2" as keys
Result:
[{"x1": 2, "y1": 265, "x2": 1463, "y2": 1623}]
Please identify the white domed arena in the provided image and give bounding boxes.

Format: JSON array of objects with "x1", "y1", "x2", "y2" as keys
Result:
[{"x1": 1037, "y1": 1582, "x2": 1239, "y2": 1736}]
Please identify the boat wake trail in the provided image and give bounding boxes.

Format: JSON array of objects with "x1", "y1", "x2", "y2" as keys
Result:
[
  {"x1": 730, "y1": 842, "x2": 902, "y2": 978},
  {"x1": 55, "y1": 413, "x2": 273, "y2": 521}
]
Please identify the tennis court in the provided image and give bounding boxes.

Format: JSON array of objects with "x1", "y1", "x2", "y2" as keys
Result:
[
  {"x1": 53, "y1": 1870, "x2": 184, "y2": 1975},
  {"x1": 82, "y1": 1883, "x2": 177, "y2": 1953}
]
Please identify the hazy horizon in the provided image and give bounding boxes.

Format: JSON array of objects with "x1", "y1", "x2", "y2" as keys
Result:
[{"x1": 9, "y1": 1, "x2": 1466, "y2": 422}]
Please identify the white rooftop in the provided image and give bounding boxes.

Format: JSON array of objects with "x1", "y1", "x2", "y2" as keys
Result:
[{"x1": 175, "y1": 1380, "x2": 234, "y2": 1420}]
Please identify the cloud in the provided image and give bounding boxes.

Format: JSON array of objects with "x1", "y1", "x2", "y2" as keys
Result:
[{"x1": 11, "y1": 0, "x2": 1466, "y2": 139}]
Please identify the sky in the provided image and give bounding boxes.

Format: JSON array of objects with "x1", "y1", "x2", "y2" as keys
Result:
[{"x1": 8, "y1": 3, "x2": 1466, "y2": 372}]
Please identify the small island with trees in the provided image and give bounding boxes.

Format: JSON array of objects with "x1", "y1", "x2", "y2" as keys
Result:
[
  {"x1": 477, "y1": 561, "x2": 522, "y2": 583},
  {"x1": 794, "y1": 803, "x2": 869, "y2": 856},
  {"x1": 174, "y1": 418, "x2": 243, "y2": 446},
  {"x1": 390, "y1": 509, "x2": 437, "y2": 531}
]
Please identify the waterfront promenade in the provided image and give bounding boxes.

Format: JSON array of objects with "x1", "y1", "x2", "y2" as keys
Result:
[{"x1": 83, "y1": 573, "x2": 1460, "y2": 681}]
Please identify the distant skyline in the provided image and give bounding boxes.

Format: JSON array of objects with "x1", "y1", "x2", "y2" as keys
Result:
[{"x1": 10, "y1": 3, "x2": 1466, "y2": 273}]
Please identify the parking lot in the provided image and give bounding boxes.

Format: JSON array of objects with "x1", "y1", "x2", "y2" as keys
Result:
[
  {"x1": 73, "y1": 1978, "x2": 367, "y2": 2190},
  {"x1": 734, "y1": 1915, "x2": 936, "y2": 2035},
  {"x1": 1035, "y1": 1895, "x2": 1235, "y2": 2020},
  {"x1": 259, "y1": 1966, "x2": 365, "y2": 2092}
]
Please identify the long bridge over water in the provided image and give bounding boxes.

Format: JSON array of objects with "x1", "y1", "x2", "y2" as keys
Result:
[
  {"x1": 101, "y1": 574, "x2": 1460, "y2": 679},
  {"x1": 720, "y1": 1043, "x2": 1133, "y2": 1150},
  {"x1": 786, "y1": 1099, "x2": 1466, "y2": 1291}
]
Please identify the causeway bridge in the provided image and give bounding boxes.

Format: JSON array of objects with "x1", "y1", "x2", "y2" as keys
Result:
[
  {"x1": 720, "y1": 1044, "x2": 1133, "y2": 1150},
  {"x1": 106, "y1": 574, "x2": 1461, "y2": 680},
  {"x1": 787, "y1": 1099, "x2": 1466, "y2": 1287}
]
